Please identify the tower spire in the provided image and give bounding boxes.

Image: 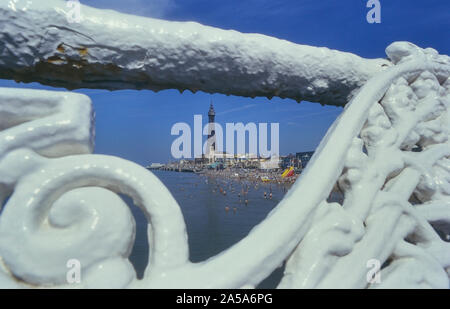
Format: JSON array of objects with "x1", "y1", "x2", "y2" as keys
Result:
[
  {"x1": 208, "y1": 101, "x2": 215, "y2": 117},
  {"x1": 207, "y1": 100, "x2": 216, "y2": 163}
]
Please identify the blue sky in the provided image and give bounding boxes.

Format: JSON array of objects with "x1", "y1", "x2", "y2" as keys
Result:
[{"x1": 1, "y1": 0, "x2": 448, "y2": 165}]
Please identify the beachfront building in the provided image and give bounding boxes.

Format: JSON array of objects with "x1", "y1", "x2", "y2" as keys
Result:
[
  {"x1": 214, "y1": 151, "x2": 235, "y2": 166},
  {"x1": 146, "y1": 162, "x2": 164, "y2": 169},
  {"x1": 231, "y1": 153, "x2": 258, "y2": 168},
  {"x1": 259, "y1": 156, "x2": 281, "y2": 170},
  {"x1": 280, "y1": 154, "x2": 299, "y2": 169},
  {"x1": 296, "y1": 151, "x2": 314, "y2": 169}
]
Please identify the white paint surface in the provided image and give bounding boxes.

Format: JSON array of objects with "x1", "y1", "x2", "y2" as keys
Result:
[{"x1": 0, "y1": 0, "x2": 389, "y2": 106}]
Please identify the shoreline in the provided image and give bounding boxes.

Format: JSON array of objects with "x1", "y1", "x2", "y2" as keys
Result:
[
  {"x1": 202, "y1": 168, "x2": 298, "y2": 185},
  {"x1": 153, "y1": 168, "x2": 344, "y2": 204},
  {"x1": 152, "y1": 167, "x2": 299, "y2": 185}
]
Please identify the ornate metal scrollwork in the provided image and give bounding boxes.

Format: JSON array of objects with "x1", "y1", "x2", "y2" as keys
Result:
[{"x1": 0, "y1": 41, "x2": 448, "y2": 288}]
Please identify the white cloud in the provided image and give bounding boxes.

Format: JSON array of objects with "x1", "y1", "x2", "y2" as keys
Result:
[
  {"x1": 216, "y1": 104, "x2": 257, "y2": 116},
  {"x1": 82, "y1": 0, "x2": 176, "y2": 18}
]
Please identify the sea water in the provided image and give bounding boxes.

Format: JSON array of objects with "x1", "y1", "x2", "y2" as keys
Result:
[{"x1": 126, "y1": 170, "x2": 290, "y2": 288}]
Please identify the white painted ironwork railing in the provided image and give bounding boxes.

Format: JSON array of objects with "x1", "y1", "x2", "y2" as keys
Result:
[{"x1": 0, "y1": 39, "x2": 448, "y2": 288}]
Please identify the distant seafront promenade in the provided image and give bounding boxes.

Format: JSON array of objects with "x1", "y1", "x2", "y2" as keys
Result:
[{"x1": 148, "y1": 159, "x2": 306, "y2": 185}]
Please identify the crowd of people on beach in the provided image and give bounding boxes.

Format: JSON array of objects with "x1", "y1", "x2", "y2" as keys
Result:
[
  {"x1": 196, "y1": 168, "x2": 298, "y2": 214},
  {"x1": 203, "y1": 168, "x2": 298, "y2": 185},
  {"x1": 173, "y1": 166, "x2": 345, "y2": 216}
]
